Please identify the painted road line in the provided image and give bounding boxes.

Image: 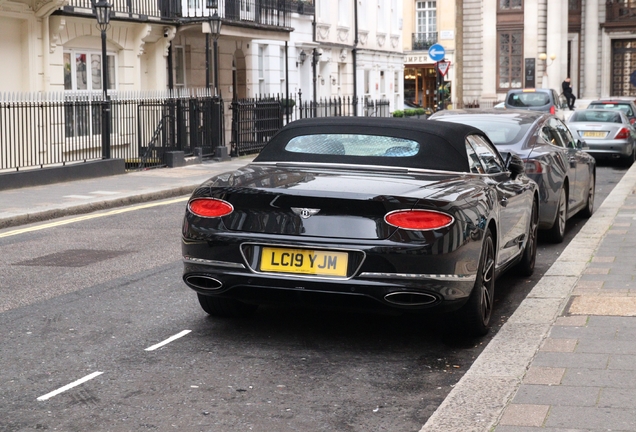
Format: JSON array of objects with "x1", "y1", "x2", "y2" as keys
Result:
[
  {"x1": 145, "y1": 330, "x2": 192, "y2": 351},
  {"x1": 0, "y1": 196, "x2": 189, "y2": 239},
  {"x1": 37, "y1": 371, "x2": 103, "y2": 401}
]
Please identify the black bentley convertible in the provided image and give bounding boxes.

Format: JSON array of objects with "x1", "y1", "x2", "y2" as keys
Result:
[{"x1": 182, "y1": 117, "x2": 539, "y2": 336}]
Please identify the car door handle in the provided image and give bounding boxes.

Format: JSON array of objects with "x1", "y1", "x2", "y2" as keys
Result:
[{"x1": 500, "y1": 197, "x2": 508, "y2": 207}]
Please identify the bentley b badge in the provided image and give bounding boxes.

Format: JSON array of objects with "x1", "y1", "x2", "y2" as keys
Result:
[{"x1": 291, "y1": 207, "x2": 320, "y2": 219}]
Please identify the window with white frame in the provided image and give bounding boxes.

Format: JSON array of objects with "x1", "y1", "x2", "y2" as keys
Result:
[
  {"x1": 258, "y1": 45, "x2": 265, "y2": 94},
  {"x1": 63, "y1": 49, "x2": 116, "y2": 138},
  {"x1": 391, "y1": 0, "x2": 398, "y2": 33},
  {"x1": 280, "y1": 46, "x2": 285, "y2": 94},
  {"x1": 359, "y1": 0, "x2": 368, "y2": 30},
  {"x1": 416, "y1": 1, "x2": 436, "y2": 39}
]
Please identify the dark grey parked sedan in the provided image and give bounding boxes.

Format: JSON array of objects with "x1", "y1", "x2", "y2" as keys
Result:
[{"x1": 430, "y1": 109, "x2": 596, "y2": 243}]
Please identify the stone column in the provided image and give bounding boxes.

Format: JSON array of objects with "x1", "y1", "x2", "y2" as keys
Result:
[
  {"x1": 546, "y1": 0, "x2": 562, "y2": 90},
  {"x1": 583, "y1": 0, "x2": 599, "y2": 99}
]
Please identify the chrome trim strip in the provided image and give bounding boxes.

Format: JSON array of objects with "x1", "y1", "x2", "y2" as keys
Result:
[
  {"x1": 240, "y1": 242, "x2": 366, "y2": 281},
  {"x1": 250, "y1": 161, "x2": 473, "y2": 176},
  {"x1": 360, "y1": 272, "x2": 476, "y2": 282},
  {"x1": 182, "y1": 256, "x2": 246, "y2": 269}
]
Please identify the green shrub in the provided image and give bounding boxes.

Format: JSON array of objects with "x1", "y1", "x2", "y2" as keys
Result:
[
  {"x1": 280, "y1": 98, "x2": 296, "y2": 108},
  {"x1": 392, "y1": 110, "x2": 404, "y2": 118},
  {"x1": 414, "y1": 108, "x2": 426, "y2": 116},
  {"x1": 404, "y1": 109, "x2": 417, "y2": 117}
]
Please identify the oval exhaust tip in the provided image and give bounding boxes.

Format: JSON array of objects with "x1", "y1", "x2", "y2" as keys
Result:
[
  {"x1": 184, "y1": 275, "x2": 223, "y2": 291},
  {"x1": 384, "y1": 292, "x2": 437, "y2": 306}
]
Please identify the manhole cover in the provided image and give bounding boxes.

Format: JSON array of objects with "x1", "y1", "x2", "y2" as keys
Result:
[{"x1": 15, "y1": 249, "x2": 131, "y2": 267}]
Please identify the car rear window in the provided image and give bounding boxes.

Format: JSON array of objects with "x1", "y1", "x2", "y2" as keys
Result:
[
  {"x1": 589, "y1": 103, "x2": 633, "y2": 116},
  {"x1": 507, "y1": 92, "x2": 551, "y2": 107},
  {"x1": 284, "y1": 134, "x2": 420, "y2": 157},
  {"x1": 439, "y1": 118, "x2": 531, "y2": 145},
  {"x1": 570, "y1": 111, "x2": 623, "y2": 123}
]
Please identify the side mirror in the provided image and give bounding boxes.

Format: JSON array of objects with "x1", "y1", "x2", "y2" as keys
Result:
[{"x1": 506, "y1": 153, "x2": 525, "y2": 179}]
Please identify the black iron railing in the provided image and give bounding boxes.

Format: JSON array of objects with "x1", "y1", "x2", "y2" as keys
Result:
[
  {"x1": 0, "y1": 90, "x2": 223, "y2": 172},
  {"x1": 60, "y1": 0, "x2": 293, "y2": 27},
  {"x1": 230, "y1": 93, "x2": 391, "y2": 156},
  {"x1": 412, "y1": 33, "x2": 438, "y2": 51}
]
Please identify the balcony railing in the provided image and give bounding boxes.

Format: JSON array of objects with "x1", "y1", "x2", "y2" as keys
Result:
[
  {"x1": 60, "y1": 0, "x2": 293, "y2": 28},
  {"x1": 606, "y1": 0, "x2": 636, "y2": 23},
  {"x1": 412, "y1": 33, "x2": 438, "y2": 51}
]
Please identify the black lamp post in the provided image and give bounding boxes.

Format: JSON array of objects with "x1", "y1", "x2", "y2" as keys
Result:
[
  {"x1": 94, "y1": 0, "x2": 112, "y2": 159},
  {"x1": 210, "y1": 12, "x2": 221, "y2": 97}
]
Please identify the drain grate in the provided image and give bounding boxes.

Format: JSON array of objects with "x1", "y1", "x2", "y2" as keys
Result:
[{"x1": 15, "y1": 249, "x2": 131, "y2": 267}]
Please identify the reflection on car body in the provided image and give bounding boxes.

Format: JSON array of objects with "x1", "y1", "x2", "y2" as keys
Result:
[{"x1": 181, "y1": 117, "x2": 539, "y2": 336}]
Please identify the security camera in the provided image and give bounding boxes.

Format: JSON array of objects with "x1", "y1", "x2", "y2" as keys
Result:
[{"x1": 163, "y1": 27, "x2": 170, "y2": 38}]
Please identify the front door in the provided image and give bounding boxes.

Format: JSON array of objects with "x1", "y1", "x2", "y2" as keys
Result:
[{"x1": 611, "y1": 39, "x2": 636, "y2": 97}]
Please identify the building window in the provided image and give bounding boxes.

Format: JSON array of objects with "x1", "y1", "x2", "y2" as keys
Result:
[
  {"x1": 498, "y1": 0, "x2": 522, "y2": 10},
  {"x1": 280, "y1": 47, "x2": 285, "y2": 94},
  {"x1": 339, "y1": 0, "x2": 350, "y2": 27},
  {"x1": 498, "y1": 30, "x2": 523, "y2": 90},
  {"x1": 258, "y1": 45, "x2": 265, "y2": 94},
  {"x1": 63, "y1": 50, "x2": 116, "y2": 138},
  {"x1": 416, "y1": 1, "x2": 436, "y2": 39},
  {"x1": 175, "y1": 46, "x2": 186, "y2": 88},
  {"x1": 64, "y1": 50, "x2": 115, "y2": 92}
]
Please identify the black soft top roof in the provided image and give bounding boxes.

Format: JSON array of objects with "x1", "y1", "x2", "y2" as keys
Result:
[{"x1": 254, "y1": 117, "x2": 491, "y2": 172}]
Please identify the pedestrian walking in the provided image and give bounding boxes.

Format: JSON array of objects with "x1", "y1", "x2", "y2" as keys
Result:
[{"x1": 562, "y1": 77, "x2": 576, "y2": 110}]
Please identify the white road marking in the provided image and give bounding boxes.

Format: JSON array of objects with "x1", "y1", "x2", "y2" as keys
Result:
[
  {"x1": 63, "y1": 195, "x2": 94, "y2": 199},
  {"x1": 37, "y1": 371, "x2": 103, "y2": 401},
  {"x1": 91, "y1": 191, "x2": 119, "y2": 195},
  {"x1": 144, "y1": 330, "x2": 192, "y2": 351}
]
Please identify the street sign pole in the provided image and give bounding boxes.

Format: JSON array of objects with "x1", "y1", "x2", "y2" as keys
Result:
[{"x1": 428, "y1": 44, "x2": 446, "y2": 111}]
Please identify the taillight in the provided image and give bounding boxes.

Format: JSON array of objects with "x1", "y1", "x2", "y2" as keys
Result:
[
  {"x1": 524, "y1": 160, "x2": 543, "y2": 174},
  {"x1": 630, "y1": 118, "x2": 635, "y2": 125},
  {"x1": 385, "y1": 210, "x2": 454, "y2": 230},
  {"x1": 615, "y1": 127, "x2": 630, "y2": 140},
  {"x1": 188, "y1": 198, "x2": 234, "y2": 218},
  {"x1": 549, "y1": 106, "x2": 556, "y2": 115}
]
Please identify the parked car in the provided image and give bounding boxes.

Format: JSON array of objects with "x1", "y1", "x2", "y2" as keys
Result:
[
  {"x1": 567, "y1": 109, "x2": 636, "y2": 165},
  {"x1": 429, "y1": 109, "x2": 596, "y2": 243},
  {"x1": 586, "y1": 99, "x2": 636, "y2": 125},
  {"x1": 504, "y1": 88, "x2": 568, "y2": 120},
  {"x1": 181, "y1": 117, "x2": 539, "y2": 336}
]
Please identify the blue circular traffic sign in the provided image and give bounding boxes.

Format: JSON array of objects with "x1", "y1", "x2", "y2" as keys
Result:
[{"x1": 428, "y1": 44, "x2": 446, "y2": 62}]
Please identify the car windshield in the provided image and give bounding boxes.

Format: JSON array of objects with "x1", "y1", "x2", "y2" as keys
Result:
[
  {"x1": 570, "y1": 111, "x2": 623, "y2": 123},
  {"x1": 589, "y1": 103, "x2": 633, "y2": 116},
  {"x1": 507, "y1": 92, "x2": 551, "y2": 107},
  {"x1": 284, "y1": 134, "x2": 420, "y2": 157},
  {"x1": 436, "y1": 118, "x2": 532, "y2": 145}
]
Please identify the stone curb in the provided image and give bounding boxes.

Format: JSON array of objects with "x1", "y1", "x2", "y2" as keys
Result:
[{"x1": 419, "y1": 162, "x2": 636, "y2": 432}]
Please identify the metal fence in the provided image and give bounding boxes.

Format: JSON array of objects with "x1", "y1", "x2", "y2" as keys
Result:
[
  {"x1": 0, "y1": 90, "x2": 223, "y2": 172},
  {"x1": 231, "y1": 93, "x2": 391, "y2": 156}
]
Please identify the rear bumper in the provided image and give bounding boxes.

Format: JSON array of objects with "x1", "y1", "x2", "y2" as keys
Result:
[{"x1": 585, "y1": 140, "x2": 633, "y2": 157}]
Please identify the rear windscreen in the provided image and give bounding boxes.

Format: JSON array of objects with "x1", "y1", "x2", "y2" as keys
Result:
[
  {"x1": 285, "y1": 134, "x2": 420, "y2": 157},
  {"x1": 570, "y1": 111, "x2": 622, "y2": 123},
  {"x1": 507, "y1": 92, "x2": 551, "y2": 107},
  {"x1": 589, "y1": 103, "x2": 633, "y2": 116}
]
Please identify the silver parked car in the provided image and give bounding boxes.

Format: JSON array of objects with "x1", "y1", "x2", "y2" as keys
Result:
[
  {"x1": 429, "y1": 109, "x2": 596, "y2": 243},
  {"x1": 566, "y1": 109, "x2": 636, "y2": 166}
]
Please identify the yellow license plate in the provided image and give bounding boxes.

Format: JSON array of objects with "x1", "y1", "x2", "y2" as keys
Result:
[
  {"x1": 582, "y1": 131, "x2": 607, "y2": 138},
  {"x1": 260, "y1": 247, "x2": 348, "y2": 277}
]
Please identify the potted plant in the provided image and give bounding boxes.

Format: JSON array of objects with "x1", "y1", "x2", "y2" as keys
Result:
[
  {"x1": 392, "y1": 110, "x2": 404, "y2": 118},
  {"x1": 280, "y1": 98, "x2": 296, "y2": 115}
]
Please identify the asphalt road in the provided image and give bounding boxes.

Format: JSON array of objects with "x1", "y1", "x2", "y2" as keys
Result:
[{"x1": 0, "y1": 162, "x2": 628, "y2": 432}]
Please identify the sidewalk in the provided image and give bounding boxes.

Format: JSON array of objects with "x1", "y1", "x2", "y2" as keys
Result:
[
  {"x1": 0, "y1": 156, "x2": 254, "y2": 229},
  {"x1": 422, "y1": 163, "x2": 636, "y2": 431},
  {"x1": 3, "y1": 158, "x2": 636, "y2": 431}
]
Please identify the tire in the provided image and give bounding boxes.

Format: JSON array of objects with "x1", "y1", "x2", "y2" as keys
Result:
[
  {"x1": 197, "y1": 294, "x2": 258, "y2": 318},
  {"x1": 621, "y1": 145, "x2": 636, "y2": 167},
  {"x1": 578, "y1": 172, "x2": 595, "y2": 219},
  {"x1": 517, "y1": 198, "x2": 538, "y2": 276},
  {"x1": 458, "y1": 229, "x2": 496, "y2": 337},
  {"x1": 548, "y1": 187, "x2": 567, "y2": 243}
]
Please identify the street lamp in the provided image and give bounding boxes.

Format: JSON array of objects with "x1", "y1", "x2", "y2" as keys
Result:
[
  {"x1": 539, "y1": 52, "x2": 556, "y2": 89},
  {"x1": 210, "y1": 12, "x2": 221, "y2": 97},
  {"x1": 94, "y1": 0, "x2": 112, "y2": 159}
]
